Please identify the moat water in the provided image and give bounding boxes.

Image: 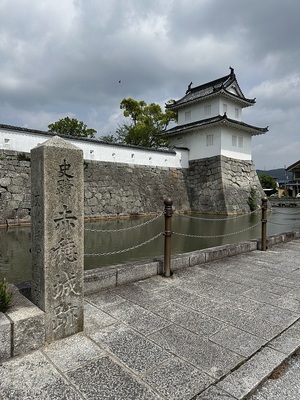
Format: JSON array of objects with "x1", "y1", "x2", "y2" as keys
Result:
[{"x1": 1, "y1": 207, "x2": 300, "y2": 283}]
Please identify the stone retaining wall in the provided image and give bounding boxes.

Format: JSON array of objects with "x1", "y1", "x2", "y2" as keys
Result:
[
  {"x1": 0, "y1": 150, "x2": 263, "y2": 223},
  {"x1": 0, "y1": 150, "x2": 190, "y2": 223},
  {"x1": 188, "y1": 155, "x2": 264, "y2": 214}
]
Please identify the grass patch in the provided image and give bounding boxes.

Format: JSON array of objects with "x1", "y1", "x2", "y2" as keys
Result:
[{"x1": 0, "y1": 279, "x2": 14, "y2": 312}]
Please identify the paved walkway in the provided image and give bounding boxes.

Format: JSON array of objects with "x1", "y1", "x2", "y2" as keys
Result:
[{"x1": 1, "y1": 240, "x2": 300, "y2": 399}]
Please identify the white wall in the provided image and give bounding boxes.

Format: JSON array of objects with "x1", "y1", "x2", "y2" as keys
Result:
[
  {"x1": 0, "y1": 128, "x2": 189, "y2": 168},
  {"x1": 220, "y1": 126, "x2": 251, "y2": 160},
  {"x1": 177, "y1": 96, "x2": 244, "y2": 126},
  {"x1": 168, "y1": 125, "x2": 252, "y2": 161}
]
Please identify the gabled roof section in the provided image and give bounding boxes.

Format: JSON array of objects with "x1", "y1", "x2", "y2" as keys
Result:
[
  {"x1": 286, "y1": 160, "x2": 300, "y2": 171},
  {"x1": 162, "y1": 114, "x2": 268, "y2": 137},
  {"x1": 166, "y1": 67, "x2": 256, "y2": 110}
]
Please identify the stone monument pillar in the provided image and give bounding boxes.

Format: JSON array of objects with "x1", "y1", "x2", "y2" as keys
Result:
[{"x1": 31, "y1": 136, "x2": 84, "y2": 342}]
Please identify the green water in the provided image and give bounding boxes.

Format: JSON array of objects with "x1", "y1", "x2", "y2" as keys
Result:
[{"x1": 1, "y1": 208, "x2": 300, "y2": 283}]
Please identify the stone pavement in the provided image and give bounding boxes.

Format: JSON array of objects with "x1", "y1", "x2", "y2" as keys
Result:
[{"x1": 1, "y1": 240, "x2": 300, "y2": 399}]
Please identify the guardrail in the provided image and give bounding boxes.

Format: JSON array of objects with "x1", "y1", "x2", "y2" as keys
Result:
[{"x1": 84, "y1": 197, "x2": 300, "y2": 276}]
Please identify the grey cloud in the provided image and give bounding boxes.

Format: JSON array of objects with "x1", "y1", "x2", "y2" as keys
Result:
[{"x1": 0, "y1": 0, "x2": 300, "y2": 169}]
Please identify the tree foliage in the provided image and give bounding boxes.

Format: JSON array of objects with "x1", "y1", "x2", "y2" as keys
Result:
[
  {"x1": 115, "y1": 98, "x2": 177, "y2": 148},
  {"x1": 48, "y1": 117, "x2": 96, "y2": 138},
  {"x1": 258, "y1": 173, "x2": 277, "y2": 189}
]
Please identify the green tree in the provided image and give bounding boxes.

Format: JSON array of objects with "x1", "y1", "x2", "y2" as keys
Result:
[
  {"x1": 48, "y1": 117, "x2": 96, "y2": 138},
  {"x1": 116, "y1": 98, "x2": 177, "y2": 148},
  {"x1": 258, "y1": 173, "x2": 277, "y2": 189},
  {"x1": 100, "y1": 134, "x2": 118, "y2": 143}
]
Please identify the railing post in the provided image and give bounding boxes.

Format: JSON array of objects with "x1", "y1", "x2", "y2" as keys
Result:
[
  {"x1": 164, "y1": 197, "x2": 173, "y2": 277},
  {"x1": 261, "y1": 197, "x2": 268, "y2": 251}
]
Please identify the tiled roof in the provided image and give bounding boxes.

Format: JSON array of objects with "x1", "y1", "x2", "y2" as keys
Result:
[
  {"x1": 0, "y1": 124, "x2": 175, "y2": 154},
  {"x1": 286, "y1": 160, "x2": 300, "y2": 171},
  {"x1": 166, "y1": 68, "x2": 255, "y2": 110},
  {"x1": 163, "y1": 114, "x2": 268, "y2": 137}
]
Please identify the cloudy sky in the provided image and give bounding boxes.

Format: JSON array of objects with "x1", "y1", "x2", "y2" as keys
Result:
[{"x1": 0, "y1": 0, "x2": 299, "y2": 170}]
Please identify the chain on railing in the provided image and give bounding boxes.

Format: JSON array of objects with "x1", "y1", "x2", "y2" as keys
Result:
[
  {"x1": 84, "y1": 232, "x2": 163, "y2": 257},
  {"x1": 84, "y1": 197, "x2": 300, "y2": 272},
  {"x1": 172, "y1": 221, "x2": 261, "y2": 239},
  {"x1": 177, "y1": 208, "x2": 260, "y2": 222},
  {"x1": 84, "y1": 212, "x2": 163, "y2": 233}
]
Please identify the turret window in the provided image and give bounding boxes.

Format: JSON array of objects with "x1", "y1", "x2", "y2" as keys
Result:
[
  {"x1": 232, "y1": 135, "x2": 243, "y2": 148},
  {"x1": 185, "y1": 111, "x2": 191, "y2": 121},
  {"x1": 204, "y1": 105, "x2": 211, "y2": 116},
  {"x1": 206, "y1": 134, "x2": 213, "y2": 146}
]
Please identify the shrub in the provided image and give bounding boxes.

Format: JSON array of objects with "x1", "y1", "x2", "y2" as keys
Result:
[
  {"x1": 0, "y1": 279, "x2": 14, "y2": 312},
  {"x1": 17, "y1": 152, "x2": 30, "y2": 161},
  {"x1": 248, "y1": 188, "x2": 258, "y2": 211}
]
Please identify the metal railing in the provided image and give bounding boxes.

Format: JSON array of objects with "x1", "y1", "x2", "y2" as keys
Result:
[{"x1": 84, "y1": 197, "x2": 300, "y2": 277}]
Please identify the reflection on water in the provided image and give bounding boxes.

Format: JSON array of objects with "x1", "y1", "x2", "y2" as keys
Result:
[{"x1": 1, "y1": 208, "x2": 300, "y2": 283}]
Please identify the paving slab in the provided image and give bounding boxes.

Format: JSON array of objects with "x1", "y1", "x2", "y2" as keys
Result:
[
  {"x1": 268, "y1": 320, "x2": 300, "y2": 355},
  {"x1": 148, "y1": 324, "x2": 243, "y2": 379},
  {"x1": 42, "y1": 333, "x2": 104, "y2": 371},
  {"x1": 154, "y1": 301, "x2": 225, "y2": 336},
  {"x1": 83, "y1": 301, "x2": 117, "y2": 334},
  {"x1": 90, "y1": 323, "x2": 172, "y2": 374},
  {"x1": 195, "y1": 385, "x2": 237, "y2": 399},
  {"x1": 144, "y1": 357, "x2": 214, "y2": 400},
  {"x1": 1, "y1": 240, "x2": 300, "y2": 399},
  {"x1": 0, "y1": 351, "x2": 83, "y2": 399},
  {"x1": 66, "y1": 356, "x2": 160, "y2": 399},
  {"x1": 102, "y1": 299, "x2": 170, "y2": 335},
  {"x1": 210, "y1": 325, "x2": 267, "y2": 357},
  {"x1": 216, "y1": 347, "x2": 287, "y2": 399}
]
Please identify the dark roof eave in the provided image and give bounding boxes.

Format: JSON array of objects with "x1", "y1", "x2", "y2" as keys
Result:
[
  {"x1": 166, "y1": 89, "x2": 255, "y2": 110},
  {"x1": 162, "y1": 115, "x2": 268, "y2": 137}
]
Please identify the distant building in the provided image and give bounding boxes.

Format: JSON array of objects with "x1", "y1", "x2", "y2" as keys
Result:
[
  {"x1": 286, "y1": 161, "x2": 300, "y2": 197},
  {"x1": 164, "y1": 67, "x2": 268, "y2": 161}
]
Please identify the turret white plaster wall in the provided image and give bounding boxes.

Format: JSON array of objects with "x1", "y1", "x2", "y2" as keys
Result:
[
  {"x1": 177, "y1": 96, "x2": 243, "y2": 126},
  {"x1": 168, "y1": 126, "x2": 252, "y2": 161}
]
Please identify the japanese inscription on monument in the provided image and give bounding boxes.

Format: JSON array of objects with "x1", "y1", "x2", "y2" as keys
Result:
[{"x1": 31, "y1": 136, "x2": 84, "y2": 342}]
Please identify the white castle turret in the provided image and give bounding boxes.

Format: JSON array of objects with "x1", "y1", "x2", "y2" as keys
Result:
[{"x1": 164, "y1": 67, "x2": 268, "y2": 162}]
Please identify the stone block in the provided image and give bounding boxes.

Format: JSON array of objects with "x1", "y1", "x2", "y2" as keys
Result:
[
  {"x1": 189, "y1": 250, "x2": 206, "y2": 266},
  {"x1": 5, "y1": 289, "x2": 45, "y2": 356},
  {"x1": 217, "y1": 347, "x2": 287, "y2": 399},
  {"x1": 226, "y1": 241, "x2": 256, "y2": 257},
  {"x1": 31, "y1": 136, "x2": 84, "y2": 342},
  {"x1": 170, "y1": 254, "x2": 190, "y2": 271},
  {"x1": 84, "y1": 267, "x2": 117, "y2": 294},
  {"x1": 268, "y1": 319, "x2": 300, "y2": 355},
  {"x1": 205, "y1": 246, "x2": 229, "y2": 262},
  {"x1": 117, "y1": 261, "x2": 158, "y2": 286},
  {"x1": 0, "y1": 312, "x2": 11, "y2": 361}
]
